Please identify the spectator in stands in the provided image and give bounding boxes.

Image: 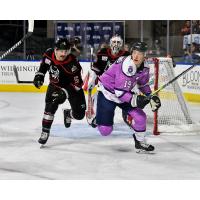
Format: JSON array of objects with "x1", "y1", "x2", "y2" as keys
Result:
[
  {"x1": 149, "y1": 39, "x2": 165, "y2": 56},
  {"x1": 181, "y1": 20, "x2": 191, "y2": 35},
  {"x1": 196, "y1": 21, "x2": 200, "y2": 34},
  {"x1": 183, "y1": 43, "x2": 200, "y2": 63},
  {"x1": 192, "y1": 20, "x2": 199, "y2": 34}
]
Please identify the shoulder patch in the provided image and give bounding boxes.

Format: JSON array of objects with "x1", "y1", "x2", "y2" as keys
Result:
[
  {"x1": 115, "y1": 56, "x2": 125, "y2": 64},
  {"x1": 45, "y1": 58, "x2": 51, "y2": 65},
  {"x1": 122, "y1": 56, "x2": 136, "y2": 77}
]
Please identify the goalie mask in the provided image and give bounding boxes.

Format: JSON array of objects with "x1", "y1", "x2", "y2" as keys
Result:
[{"x1": 110, "y1": 35, "x2": 123, "y2": 55}]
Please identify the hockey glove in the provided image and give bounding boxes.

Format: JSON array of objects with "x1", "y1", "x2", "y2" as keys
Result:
[
  {"x1": 131, "y1": 94, "x2": 150, "y2": 109},
  {"x1": 52, "y1": 88, "x2": 69, "y2": 104},
  {"x1": 150, "y1": 95, "x2": 161, "y2": 112},
  {"x1": 33, "y1": 72, "x2": 44, "y2": 89}
]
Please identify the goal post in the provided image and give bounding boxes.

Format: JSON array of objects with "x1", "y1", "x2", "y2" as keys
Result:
[{"x1": 146, "y1": 57, "x2": 200, "y2": 135}]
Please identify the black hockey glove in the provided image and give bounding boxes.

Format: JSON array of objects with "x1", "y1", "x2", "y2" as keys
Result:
[
  {"x1": 131, "y1": 94, "x2": 150, "y2": 109},
  {"x1": 52, "y1": 88, "x2": 69, "y2": 104},
  {"x1": 150, "y1": 95, "x2": 161, "y2": 112},
  {"x1": 33, "y1": 72, "x2": 44, "y2": 89}
]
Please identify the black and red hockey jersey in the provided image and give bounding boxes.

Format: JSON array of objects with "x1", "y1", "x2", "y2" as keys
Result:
[
  {"x1": 92, "y1": 47, "x2": 130, "y2": 76},
  {"x1": 38, "y1": 48, "x2": 83, "y2": 91}
]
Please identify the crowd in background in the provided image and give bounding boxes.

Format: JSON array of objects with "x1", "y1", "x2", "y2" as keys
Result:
[
  {"x1": 181, "y1": 20, "x2": 200, "y2": 62},
  {"x1": 181, "y1": 20, "x2": 200, "y2": 35}
]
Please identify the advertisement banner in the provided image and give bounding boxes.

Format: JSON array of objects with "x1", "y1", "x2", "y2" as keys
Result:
[
  {"x1": 1, "y1": 61, "x2": 200, "y2": 101},
  {"x1": 176, "y1": 64, "x2": 200, "y2": 94},
  {"x1": 0, "y1": 61, "x2": 40, "y2": 84}
]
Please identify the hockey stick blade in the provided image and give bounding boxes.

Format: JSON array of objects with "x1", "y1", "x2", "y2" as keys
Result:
[{"x1": 13, "y1": 65, "x2": 33, "y2": 84}]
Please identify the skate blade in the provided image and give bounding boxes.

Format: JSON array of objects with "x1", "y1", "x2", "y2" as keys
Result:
[{"x1": 136, "y1": 149, "x2": 156, "y2": 154}]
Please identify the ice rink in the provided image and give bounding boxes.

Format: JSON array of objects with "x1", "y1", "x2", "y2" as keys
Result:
[{"x1": 0, "y1": 92, "x2": 200, "y2": 180}]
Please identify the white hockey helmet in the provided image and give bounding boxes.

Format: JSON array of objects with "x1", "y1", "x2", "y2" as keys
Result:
[{"x1": 110, "y1": 35, "x2": 123, "y2": 54}]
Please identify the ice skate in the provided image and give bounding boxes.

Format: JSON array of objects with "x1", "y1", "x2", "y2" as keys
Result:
[
  {"x1": 38, "y1": 131, "x2": 49, "y2": 146},
  {"x1": 91, "y1": 117, "x2": 97, "y2": 128},
  {"x1": 63, "y1": 109, "x2": 72, "y2": 128},
  {"x1": 132, "y1": 134, "x2": 155, "y2": 153}
]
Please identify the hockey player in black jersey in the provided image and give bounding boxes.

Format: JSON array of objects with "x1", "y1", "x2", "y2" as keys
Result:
[
  {"x1": 87, "y1": 35, "x2": 130, "y2": 127},
  {"x1": 33, "y1": 38, "x2": 86, "y2": 145}
]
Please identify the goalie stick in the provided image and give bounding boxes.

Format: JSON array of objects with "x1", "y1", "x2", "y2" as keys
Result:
[{"x1": 85, "y1": 47, "x2": 96, "y2": 125}]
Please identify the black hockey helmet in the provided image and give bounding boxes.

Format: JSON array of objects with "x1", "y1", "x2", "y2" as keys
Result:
[
  {"x1": 130, "y1": 42, "x2": 148, "y2": 53},
  {"x1": 55, "y1": 38, "x2": 71, "y2": 50}
]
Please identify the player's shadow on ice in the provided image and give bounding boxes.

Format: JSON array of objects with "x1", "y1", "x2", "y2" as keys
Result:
[{"x1": 112, "y1": 146, "x2": 133, "y2": 152}]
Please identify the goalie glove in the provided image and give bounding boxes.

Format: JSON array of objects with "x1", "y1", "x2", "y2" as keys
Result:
[
  {"x1": 131, "y1": 94, "x2": 150, "y2": 109},
  {"x1": 33, "y1": 72, "x2": 44, "y2": 89},
  {"x1": 150, "y1": 95, "x2": 161, "y2": 112}
]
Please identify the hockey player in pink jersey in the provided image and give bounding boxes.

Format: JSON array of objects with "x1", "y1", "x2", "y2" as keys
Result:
[{"x1": 96, "y1": 42, "x2": 161, "y2": 152}]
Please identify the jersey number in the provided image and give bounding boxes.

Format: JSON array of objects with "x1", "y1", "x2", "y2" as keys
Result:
[{"x1": 124, "y1": 80, "x2": 132, "y2": 89}]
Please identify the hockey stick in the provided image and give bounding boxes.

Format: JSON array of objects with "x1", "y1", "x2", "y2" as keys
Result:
[
  {"x1": 4, "y1": 21, "x2": 35, "y2": 84},
  {"x1": 13, "y1": 65, "x2": 33, "y2": 84},
  {"x1": 0, "y1": 20, "x2": 34, "y2": 60},
  {"x1": 150, "y1": 59, "x2": 200, "y2": 97},
  {"x1": 85, "y1": 47, "x2": 96, "y2": 125}
]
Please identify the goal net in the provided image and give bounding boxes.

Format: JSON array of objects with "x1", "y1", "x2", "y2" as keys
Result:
[{"x1": 145, "y1": 57, "x2": 200, "y2": 135}]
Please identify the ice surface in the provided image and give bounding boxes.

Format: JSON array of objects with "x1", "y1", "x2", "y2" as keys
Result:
[{"x1": 0, "y1": 92, "x2": 200, "y2": 180}]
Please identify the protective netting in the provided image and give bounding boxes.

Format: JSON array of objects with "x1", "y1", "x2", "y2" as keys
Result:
[{"x1": 145, "y1": 57, "x2": 200, "y2": 134}]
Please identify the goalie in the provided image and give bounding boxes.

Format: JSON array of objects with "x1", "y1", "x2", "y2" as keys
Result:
[
  {"x1": 95, "y1": 42, "x2": 161, "y2": 152},
  {"x1": 87, "y1": 35, "x2": 130, "y2": 127},
  {"x1": 33, "y1": 38, "x2": 86, "y2": 145}
]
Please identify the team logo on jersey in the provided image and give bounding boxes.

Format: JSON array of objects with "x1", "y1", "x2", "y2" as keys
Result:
[
  {"x1": 50, "y1": 65, "x2": 59, "y2": 81},
  {"x1": 115, "y1": 56, "x2": 125, "y2": 64},
  {"x1": 71, "y1": 65, "x2": 77, "y2": 72},
  {"x1": 102, "y1": 56, "x2": 108, "y2": 61},
  {"x1": 128, "y1": 66, "x2": 133, "y2": 73},
  {"x1": 45, "y1": 58, "x2": 51, "y2": 65}
]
